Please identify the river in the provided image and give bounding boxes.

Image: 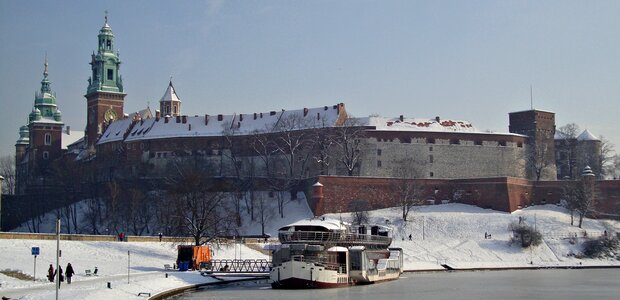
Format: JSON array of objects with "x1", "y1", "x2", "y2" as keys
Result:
[{"x1": 172, "y1": 268, "x2": 619, "y2": 300}]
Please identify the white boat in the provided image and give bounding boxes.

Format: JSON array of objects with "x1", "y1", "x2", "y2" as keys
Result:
[{"x1": 270, "y1": 218, "x2": 403, "y2": 289}]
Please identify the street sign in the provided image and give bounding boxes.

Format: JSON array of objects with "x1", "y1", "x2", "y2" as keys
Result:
[{"x1": 32, "y1": 247, "x2": 40, "y2": 256}]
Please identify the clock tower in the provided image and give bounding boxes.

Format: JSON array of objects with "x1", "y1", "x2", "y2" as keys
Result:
[{"x1": 85, "y1": 13, "x2": 126, "y2": 148}]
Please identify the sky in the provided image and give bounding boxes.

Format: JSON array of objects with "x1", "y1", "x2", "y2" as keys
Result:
[{"x1": 1, "y1": 0, "x2": 620, "y2": 158}]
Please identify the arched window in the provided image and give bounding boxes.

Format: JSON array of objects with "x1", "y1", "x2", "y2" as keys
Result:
[
  {"x1": 45, "y1": 133, "x2": 52, "y2": 145},
  {"x1": 43, "y1": 151, "x2": 49, "y2": 160}
]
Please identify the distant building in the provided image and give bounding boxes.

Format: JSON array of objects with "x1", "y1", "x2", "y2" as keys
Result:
[{"x1": 555, "y1": 129, "x2": 602, "y2": 179}]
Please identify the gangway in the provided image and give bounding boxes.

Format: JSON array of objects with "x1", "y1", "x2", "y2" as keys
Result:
[{"x1": 200, "y1": 259, "x2": 271, "y2": 275}]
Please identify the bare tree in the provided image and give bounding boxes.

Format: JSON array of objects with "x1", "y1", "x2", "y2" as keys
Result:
[
  {"x1": 167, "y1": 159, "x2": 235, "y2": 245},
  {"x1": 392, "y1": 157, "x2": 426, "y2": 222},
  {"x1": 561, "y1": 179, "x2": 579, "y2": 226},
  {"x1": 330, "y1": 116, "x2": 366, "y2": 176},
  {"x1": 606, "y1": 154, "x2": 620, "y2": 180},
  {"x1": 527, "y1": 143, "x2": 553, "y2": 181},
  {"x1": 349, "y1": 199, "x2": 371, "y2": 225},
  {"x1": 556, "y1": 123, "x2": 580, "y2": 179},
  {"x1": 598, "y1": 136, "x2": 615, "y2": 179},
  {"x1": 0, "y1": 155, "x2": 15, "y2": 195},
  {"x1": 575, "y1": 178, "x2": 598, "y2": 228}
]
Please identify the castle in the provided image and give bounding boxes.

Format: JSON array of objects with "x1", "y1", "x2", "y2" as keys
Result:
[{"x1": 14, "y1": 17, "x2": 613, "y2": 215}]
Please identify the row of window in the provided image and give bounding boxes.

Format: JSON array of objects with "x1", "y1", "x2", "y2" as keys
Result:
[{"x1": 376, "y1": 138, "x2": 521, "y2": 147}]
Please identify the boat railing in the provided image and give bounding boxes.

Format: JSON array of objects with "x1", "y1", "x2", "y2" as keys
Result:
[
  {"x1": 290, "y1": 255, "x2": 347, "y2": 273},
  {"x1": 278, "y1": 230, "x2": 391, "y2": 246}
]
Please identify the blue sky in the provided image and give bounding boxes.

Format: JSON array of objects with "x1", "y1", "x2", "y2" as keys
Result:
[{"x1": 1, "y1": 0, "x2": 619, "y2": 157}]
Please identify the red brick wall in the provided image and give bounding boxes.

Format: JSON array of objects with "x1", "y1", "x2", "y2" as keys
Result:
[{"x1": 311, "y1": 176, "x2": 619, "y2": 215}]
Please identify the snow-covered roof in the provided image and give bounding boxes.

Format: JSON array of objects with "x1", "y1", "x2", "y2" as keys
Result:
[
  {"x1": 62, "y1": 130, "x2": 84, "y2": 149},
  {"x1": 98, "y1": 118, "x2": 134, "y2": 144},
  {"x1": 160, "y1": 82, "x2": 180, "y2": 103},
  {"x1": 279, "y1": 218, "x2": 347, "y2": 232},
  {"x1": 99, "y1": 104, "x2": 344, "y2": 144},
  {"x1": 577, "y1": 129, "x2": 600, "y2": 141},
  {"x1": 363, "y1": 116, "x2": 480, "y2": 133}
]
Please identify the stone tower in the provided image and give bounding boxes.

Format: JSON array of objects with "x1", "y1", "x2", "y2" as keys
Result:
[
  {"x1": 85, "y1": 14, "x2": 126, "y2": 148},
  {"x1": 15, "y1": 58, "x2": 64, "y2": 194},
  {"x1": 159, "y1": 80, "x2": 182, "y2": 117},
  {"x1": 509, "y1": 109, "x2": 557, "y2": 180}
]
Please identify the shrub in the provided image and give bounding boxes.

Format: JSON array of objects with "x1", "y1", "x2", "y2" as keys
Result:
[
  {"x1": 509, "y1": 222, "x2": 543, "y2": 248},
  {"x1": 582, "y1": 236, "x2": 620, "y2": 259}
]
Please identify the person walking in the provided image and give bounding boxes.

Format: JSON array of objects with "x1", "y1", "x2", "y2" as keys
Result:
[
  {"x1": 54, "y1": 266, "x2": 64, "y2": 288},
  {"x1": 65, "y1": 263, "x2": 75, "y2": 284},
  {"x1": 47, "y1": 264, "x2": 54, "y2": 282}
]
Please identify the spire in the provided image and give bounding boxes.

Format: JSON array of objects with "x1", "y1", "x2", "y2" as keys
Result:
[{"x1": 40, "y1": 55, "x2": 51, "y2": 94}]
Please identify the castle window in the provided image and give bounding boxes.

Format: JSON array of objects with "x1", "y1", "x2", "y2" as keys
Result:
[
  {"x1": 499, "y1": 140, "x2": 507, "y2": 147},
  {"x1": 429, "y1": 172, "x2": 434, "y2": 177},
  {"x1": 475, "y1": 140, "x2": 483, "y2": 146},
  {"x1": 450, "y1": 139, "x2": 460, "y2": 145},
  {"x1": 45, "y1": 133, "x2": 52, "y2": 145},
  {"x1": 107, "y1": 69, "x2": 113, "y2": 80},
  {"x1": 106, "y1": 39, "x2": 111, "y2": 50},
  {"x1": 377, "y1": 149, "x2": 382, "y2": 156},
  {"x1": 429, "y1": 146, "x2": 433, "y2": 151},
  {"x1": 43, "y1": 151, "x2": 49, "y2": 160},
  {"x1": 517, "y1": 142, "x2": 523, "y2": 148},
  {"x1": 427, "y1": 138, "x2": 435, "y2": 144},
  {"x1": 429, "y1": 155, "x2": 434, "y2": 163},
  {"x1": 377, "y1": 160, "x2": 382, "y2": 168}
]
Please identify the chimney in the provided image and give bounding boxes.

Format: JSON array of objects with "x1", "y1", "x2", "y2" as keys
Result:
[
  {"x1": 218, "y1": 114, "x2": 223, "y2": 121},
  {"x1": 324, "y1": 106, "x2": 328, "y2": 111},
  {"x1": 303, "y1": 108, "x2": 309, "y2": 117},
  {"x1": 260, "y1": 112, "x2": 263, "y2": 118},
  {"x1": 155, "y1": 110, "x2": 160, "y2": 121},
  {"x1": 239, "y1": 114, "x2": 243, "y2": 122},
  {"x1": 188, "y1": 124, "x2": 192, "y2": 131},
  {"x1": 165, "y1": 116, "x2": 169, "y2": 123},
  {"x1": 205, "y1": 114, "x2": 209, "y2": 125},
  {"x1": 182, "y1": 115, "x2": 187, "y2": 124},
  {"x1": 317, "y1": 112, "x2": 320, "y2": 120},
  {"x1": 400, "y1": 115, "x2": 404, "y2": 122},
  {"x1": 65, "y1": 126, "x2": 70, "y2": 134},
  {"x1": 176, "y1": 116, "x2": 181, "y2": 123},
  {"x1": 254, "y1": 112, "x2": 257, "y2": 120}
]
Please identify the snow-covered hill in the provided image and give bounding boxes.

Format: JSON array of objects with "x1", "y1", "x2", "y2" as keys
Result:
[{"x1": 1, "y1": 203, "x2": 619, "y2": 299}]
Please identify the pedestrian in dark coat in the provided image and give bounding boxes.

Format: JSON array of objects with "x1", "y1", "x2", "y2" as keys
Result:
[
  {"x1": 47, "y1": 264, "x2": 54, "y2": 282},
  {"x1": 65, "y1": 263, "x2": 75, "y2": 284},
  {"x1": 54, "y1": 266, "x2": 64, "y2": 288}
]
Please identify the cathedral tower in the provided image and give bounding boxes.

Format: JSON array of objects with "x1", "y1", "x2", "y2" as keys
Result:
[
  {"x1": 85, "y1": 14, "x2": 126, "y2": 148},
  {"x1": 15, "y1": 58, "x2": 64, "y2": 194}
]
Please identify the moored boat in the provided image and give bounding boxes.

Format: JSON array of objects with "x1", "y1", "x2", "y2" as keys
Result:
[{"x1": 270, "y1": 218, "x2": 403, "y2": 289}]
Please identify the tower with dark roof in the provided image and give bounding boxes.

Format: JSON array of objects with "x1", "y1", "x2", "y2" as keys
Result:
[{"x1": 159, "y1": 80, "x2": 182, "y2": 117}]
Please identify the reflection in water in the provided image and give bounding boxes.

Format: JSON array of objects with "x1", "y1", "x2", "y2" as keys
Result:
[{"x1": 174, "y1": 269, "x2": 620, "y2": 300}]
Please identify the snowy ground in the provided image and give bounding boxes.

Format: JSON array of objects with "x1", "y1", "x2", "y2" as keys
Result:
[{"x1": 2, "y1": 203, "x2": 619, "y2": 299}]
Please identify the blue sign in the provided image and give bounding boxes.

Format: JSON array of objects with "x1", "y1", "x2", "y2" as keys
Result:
[{"x1": 31, "y1": 247, "x2": 40, "y2": 256}]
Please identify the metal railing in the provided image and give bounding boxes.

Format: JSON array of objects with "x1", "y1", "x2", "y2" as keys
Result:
[{"x1": 278, "y1": 230, "x2": 392, "y2": 247}]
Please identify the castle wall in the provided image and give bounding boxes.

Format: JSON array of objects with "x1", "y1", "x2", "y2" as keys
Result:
[{"x1": 360, "y1": 132, "x2": 527, "y2": 179}]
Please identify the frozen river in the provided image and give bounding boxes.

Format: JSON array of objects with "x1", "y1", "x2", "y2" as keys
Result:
[{"x1": 173, "y1": 268, "x2": 620, "y2": 300}]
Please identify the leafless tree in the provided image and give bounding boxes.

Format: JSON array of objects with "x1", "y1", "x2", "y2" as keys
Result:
[
  {"x1": 167, "y1": 159, "x2": 235, "y2": 245},
  {"x1": 0, "y1": 155, "x2": 15, "y2": 195},
  {"x1": 556, "y1": 123, "x2": 580, "y2": 179},
  {"x1": 606, "y1": 154, "x2": 620, "y2": 180},
  {"x1": 330, "y1": 116, "x2": 366, "y2": 176},
  {"x1": 527, "y1": 142, "x2": 554, "y2": 181},
  {"x1": 392, "y1": 157, "x2": 426, "y2": 222},
  {"x1": 255, "y1": 193, "x2": 272, "y2": 237},
  {"x1": 562, "y1": 177, "x2": 599, "y2": 228},
  {"x1": 598, "y1": 135, "x2": 615, "y2": 179},
  {"x1": 349, "y1": 199, "x2": 371, "y2": 225}
]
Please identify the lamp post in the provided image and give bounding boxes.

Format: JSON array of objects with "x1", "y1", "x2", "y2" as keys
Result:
[{"x1": 0, "y1": 175, "x2": 4, "y2": 231}]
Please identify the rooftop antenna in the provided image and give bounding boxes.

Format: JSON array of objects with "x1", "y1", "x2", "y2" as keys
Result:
[{"x1": 530, "y1": 84, "x2": 533, "y2": 110}]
